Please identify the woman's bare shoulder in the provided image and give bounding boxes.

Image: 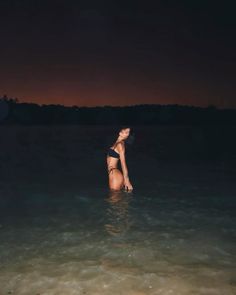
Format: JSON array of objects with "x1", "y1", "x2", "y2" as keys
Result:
[{"x1": 116, "y1": 141, "x2": 125, "y2": 152}]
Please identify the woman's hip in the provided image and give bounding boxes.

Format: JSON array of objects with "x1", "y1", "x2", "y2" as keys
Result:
[{"x1": 108, "y1": 168, "x2": 123, "y2": 179}]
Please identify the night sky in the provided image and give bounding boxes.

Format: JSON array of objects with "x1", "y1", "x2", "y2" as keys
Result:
[{"x1": 0, "y1": 0, "x2": 235, "y2": 108}]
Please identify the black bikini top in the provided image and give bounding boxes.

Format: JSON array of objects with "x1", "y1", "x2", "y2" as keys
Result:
[{"x1": 107, "y1": 147, "x2": 120, "y2": 159}]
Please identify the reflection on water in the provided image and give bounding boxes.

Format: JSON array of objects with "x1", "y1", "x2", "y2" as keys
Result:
[
  {"x1": 0, "y1": 186, "x2": 235, "y2": 295},
  {"x1": 104, "y1": 190, "x2": 134, "y2": 237}
]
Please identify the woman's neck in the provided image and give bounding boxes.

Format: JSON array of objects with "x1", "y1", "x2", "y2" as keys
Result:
[{"x1": 117, "y1": 136, "x2": 124, "y2": 143}]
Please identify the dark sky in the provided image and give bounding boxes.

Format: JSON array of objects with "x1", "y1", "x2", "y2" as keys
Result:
[{"x1": 0, "y1": 0, "x2": 235, "y2": 108}]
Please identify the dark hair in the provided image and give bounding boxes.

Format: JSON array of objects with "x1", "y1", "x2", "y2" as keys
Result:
[
  {"x1": 105, "y1": 125, "x2": 135, "y2": 151},
  {"x1": 119, "y1": 125, "x2": 135, "y2": 145}
]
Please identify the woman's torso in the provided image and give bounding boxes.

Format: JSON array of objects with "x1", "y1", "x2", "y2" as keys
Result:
[{"x1": 106, "y1": 142, "x2": 121, "y2": 169}]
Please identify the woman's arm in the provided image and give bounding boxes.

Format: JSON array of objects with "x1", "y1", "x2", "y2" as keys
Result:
[
  {"x1": 118, "y1": 143, "x2": 133, "y2": 191},
  {"x1": 118, "y1": 143, "x2": 129, "y2": 180}
]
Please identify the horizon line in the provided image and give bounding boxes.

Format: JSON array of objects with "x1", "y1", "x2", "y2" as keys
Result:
[{"x1": 1, "y1": 95, "x2": 235, "y2": 111}]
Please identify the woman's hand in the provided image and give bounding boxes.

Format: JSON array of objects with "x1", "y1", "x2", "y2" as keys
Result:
[{"x1": 124, "y1": 179, "x2": 133, "y2": 192}]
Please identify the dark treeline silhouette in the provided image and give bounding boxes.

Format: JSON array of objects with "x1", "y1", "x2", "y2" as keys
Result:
[{"x1": 0, "y1": 95, "x2": 236, "y2": 125}]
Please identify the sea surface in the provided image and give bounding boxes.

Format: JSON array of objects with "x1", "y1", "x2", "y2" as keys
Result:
[{"x1": 0, "y1": 125, "x2": 235, "y2": 295}]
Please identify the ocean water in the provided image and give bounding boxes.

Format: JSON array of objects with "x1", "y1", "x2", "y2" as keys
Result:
[{"x1": 0, "y1": 125, "x2": 235, "y2": 294}]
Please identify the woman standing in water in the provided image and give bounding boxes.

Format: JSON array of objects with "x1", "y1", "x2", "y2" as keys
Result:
[{"x1": 106, "y1": 126, "x2": 134, "y2": 192}]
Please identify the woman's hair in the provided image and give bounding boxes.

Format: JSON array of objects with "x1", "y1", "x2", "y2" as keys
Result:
[
  {"x1": 105, "y1": 125, "x2": 135, "y2": 151},
  {"x1": 119, "y1": 125, "x2": 135, "y2": 145}
]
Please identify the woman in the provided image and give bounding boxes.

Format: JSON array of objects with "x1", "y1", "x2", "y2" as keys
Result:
[{"x1": 106, "y1": 126, "x2": 134, "y2": 192}]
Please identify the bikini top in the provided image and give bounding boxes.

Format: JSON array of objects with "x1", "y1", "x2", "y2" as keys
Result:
[{"x1": 107, "y1": 147, "x2": 120, "y2": 159}]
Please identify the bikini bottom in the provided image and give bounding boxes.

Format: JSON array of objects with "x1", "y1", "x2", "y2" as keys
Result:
[{"x1": 108, "y1": 167, "x2": 119, "y2": 175}]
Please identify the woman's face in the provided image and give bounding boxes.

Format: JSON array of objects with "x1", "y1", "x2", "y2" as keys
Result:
[{"x1": 119, "y1": 128, "x2": 130, "y2": 140}]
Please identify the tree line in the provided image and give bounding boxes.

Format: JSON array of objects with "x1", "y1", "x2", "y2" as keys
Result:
[{"x1": 0, "y1": 95, "x2": 235, "y2": 125}]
